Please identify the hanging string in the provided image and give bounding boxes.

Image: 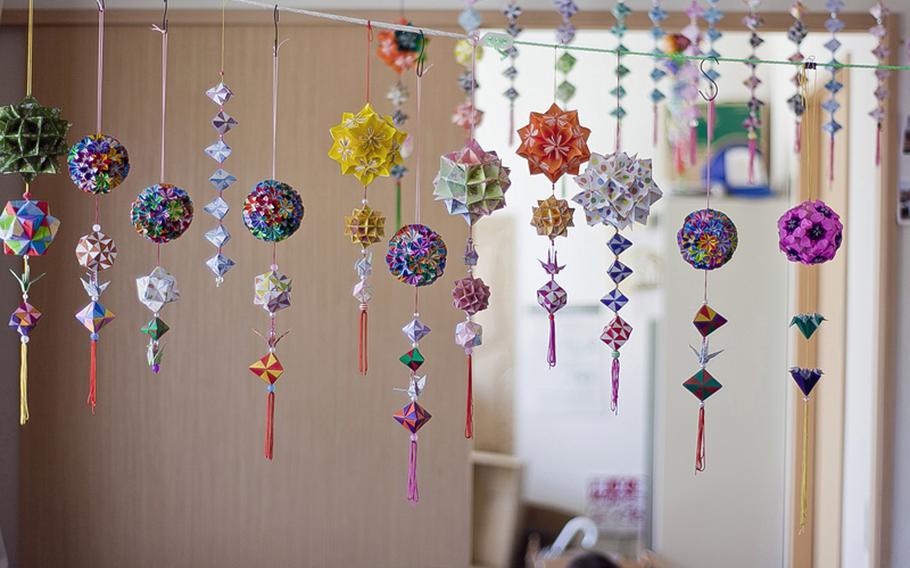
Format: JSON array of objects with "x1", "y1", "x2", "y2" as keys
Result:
[
  {"x1": 614, "y1": 50, "x2": 622, "y2": 154},
  {"x1": 469, "y1": 33, "x2": 478, "y2": 142},
  {"x1": 415, "y1": 34, "x2": 426, "y2": 227},
  {"x1": 96, "y1": 0, "x2": 105, "y2": 133},
  {"x1": 26, "y1": 0, "x2": 34, "y2": 96},
  {"x1": 220, "y1": 0, "x2": 227, "y2": 76},
  {"x1": 365, "y1": 21, "x2": 373, "y2": 103},
  {"x1": 272, "y1": 4, "x2": 281, "y2": 181},
  {"x1": 152, "y1": 1, "x2": 168, "y2": 184}
]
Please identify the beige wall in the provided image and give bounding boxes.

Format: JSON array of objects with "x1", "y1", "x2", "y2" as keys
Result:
[{"x1": 12, "y1": 11, "x2": 471, "y2": 567}]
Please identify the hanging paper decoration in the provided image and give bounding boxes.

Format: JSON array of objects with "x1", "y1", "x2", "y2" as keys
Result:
[
  {"x1": 610, "y1": 0, "x2": 630, "y2": 151},
  {"x1": 67, "y1": 1, "x2": 128, "y2": 413},
  {"x1": 390, "y1": 61, "x2": 446, "y2": 502},
  {"x1": 786, "y1": 1, "x2": 808, "y2": 153},
  {"x1": 377, "y1": 16, "x2": 425, "y2": 229},
  {"x1": 648, "y1": 1, "x2": 667, "y2": 147},
  {"x1": 678, "y1": 78, "x2": 736, "y2": 472},
  {"x1": 0, "y1": 0, "x2": 70, "y2": 426},
  {"x1": 132, "y1": 6, "x2": 193, "y2": 375},
  {"x1": 554, "y1": 0, "x2": 579, "y2": 105},
  {"x1": 743, "y1": 1, "x2": 764, "y2": 184},
  {"x1": 203, "y1": 2, "x2": 237, "y2": 286},
  {"x1": 663, "y1": 28, "x2": 700, "y2": 173},
  {"x1": 329, "y1": 25, "x2": 406, "y2": 376},
  {"x1": 518, "y1": 103, "x2": 590, "y2": 367},
  {"x1": 869, "y1": 1, "x2": 889, "y2": 166},
  {"x1": 823, "y1": 0, "x2": 844, "y2": 182},
  {"x1": 572, "y1": 152, "x2": 662, "y2": 412},
  {"x1": 703, "y1": 0, "x2": 723, "y2": 143},
  {"x1": 244, "y1": 11, "x2": 304, "y2": 461},
  {"x1": 453, "y1": 1, "x2": 483, "y2": 132},
  {"x1": 502, "y1": 2, "x2": 522, "y2": 145},
  {"x1": 433, "y1": 137, "x2": 511, "y2": 438}
]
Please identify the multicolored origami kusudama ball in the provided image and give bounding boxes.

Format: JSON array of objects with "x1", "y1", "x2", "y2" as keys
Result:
[
  {"x1": 777, "y1": 199, "x2": 843, "y2": 265},
  {"x1": 75, "y1": 230, "x2": 117, "y2": 271},
  {"x1": 386, "y1": 223, "x2": 448, "y2": 287},
  {"x1": 517, "y1": 103, "x2": 591, "y2": 183},
  {"x1": 433, "y1": 138, "x2": 511, "y2": 224},
  {"x1": 130, "y1": 183, "x2": 194, "y2": 244},
  {"x1": 452, "y1": 276, "x2": 491, "y2": 315},
  {"x1": 0, "y1": 199, "x2": 60, "y2": 256},
  {"x1": 0, "y1": 96, "x2": 71, "y2": 183},
  {"x1": 242, "y1": 179, "x2": 304, "y2": 243},
  {"x1": 677, "y1": 208, "x2": 738, "y2": 270},
  {"x1": 67, "y1": 133, "x2": 130, "y2": 194}
]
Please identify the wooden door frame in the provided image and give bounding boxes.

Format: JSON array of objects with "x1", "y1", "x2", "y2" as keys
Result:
[{"x1": 1, "y1": 6, "x2": 899, "y2": 567}]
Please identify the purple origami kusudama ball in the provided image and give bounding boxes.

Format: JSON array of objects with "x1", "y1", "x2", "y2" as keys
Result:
[{"x1": 777, "y1": 200, "x2": 843, "y2": 265}]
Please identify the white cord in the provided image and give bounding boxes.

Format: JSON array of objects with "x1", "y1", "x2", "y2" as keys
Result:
[{"x1": 230, "y1": 0, "x2": 469, "y2": 40}]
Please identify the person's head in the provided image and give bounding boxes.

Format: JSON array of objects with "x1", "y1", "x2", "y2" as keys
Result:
[{"x1": 567, "y1": 551, "x2": 620, "y2": 568}]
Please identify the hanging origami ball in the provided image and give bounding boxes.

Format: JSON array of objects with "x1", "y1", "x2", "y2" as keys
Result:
[
  {"x1": 136, "y1": 266, "x2": 180, "y2": 313},
  {"x1": 0, "y1": 199, "x2": 60, "y2": 256},
  {"x1": 344, "y1": 204, "x2": 386, "y2": 246},
  {"x1": 254, "y1": 269, "x2": 292, "y2": 314},
  {"x1": 517, "y1": 103, "x2": 591, "y2": 183},
  {"x1": 531, "y1": 195, "x2": 575, "y2": 240},
  {"x1": 67, "y1": 133, "x2": 130, "y2": 194},
  {"x1": 572, "y1": 152, "x2": 663, "y2": 229},
  {"x1": 9, "y1": 302, "x2": 41, "y2": 336},
  {"x1": 677, "y1": 208, "x2": 738, "y2": 270},
  {"x1": 376, "y1": 18, "x2": 426, "y2": 74},
  {"x1": 777, "y1": 199, "x2": 843, "y2": 265},
  {"x1": 452, "y1": 102, "x2": 484, "y2": 130},
  {"x1": 386, "y1": 224, "x2": 448, "y2": 287},
  {"x1": 433, "y1": 139, "x2": 511, "y2": 224},
  {"x1": 130, "y1": 184, "x2": 194, "y2": 244},
  {"x1": 75, "y1": 230, "x2": 117, "y2": 271},
  {"x1": 0, "y1": 96, "x2": 71, "y2": 182},
  {"x1": 242, "y1": 179, "x2": 304, "y2": 243},
  {"x1": 328, "y1": 103, "x2": 407, "y2": 187},
  {"x1": 452, "y1": 276, "x2": 491, "y2": 315}
]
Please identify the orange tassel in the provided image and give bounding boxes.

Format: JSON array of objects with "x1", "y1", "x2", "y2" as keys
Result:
[
  {"x1": 358, "y1": 306, "x2": 368, "y2": 375},
  {"x1": 265, "y1": 390, "x2": 275, "y2": 460},
  {"x1": 87, "y1": 339, "x2": 97, "y2": 414}
]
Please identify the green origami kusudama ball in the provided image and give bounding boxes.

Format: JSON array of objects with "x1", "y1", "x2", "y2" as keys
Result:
[{"x1": 0, "y1": 96, "x2": 71, "y2": 183}]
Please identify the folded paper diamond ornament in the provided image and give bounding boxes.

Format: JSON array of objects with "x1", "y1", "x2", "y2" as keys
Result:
[
  {"x1": 394, "y1": 400, "x2": 432, "y2": 434},
  {"x1": 249, "y1": 353, "x2": 284, "y2": 384},
  {"x1": 683, "y1": 369, "x2": 723, "y2": 401},
  {"x1": 693, "y1": 304, "x2": 728, "y2": 337},
  {"x1": 75, "y1": 301, "x2": 115, "y2": 334}
]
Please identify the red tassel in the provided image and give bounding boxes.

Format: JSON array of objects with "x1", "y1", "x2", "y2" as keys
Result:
[
  {"x1": 265, "y1": 390, "x2": 275, "y2": 460},
  {"x1": 795, "y1": 121, "x2": 802, "y2": 154},
  {"x1": 358, "y1": 305, "x2": 368, "y2": 376},
  {"x1": 748, "y1": 137, "x2": 757, "y2": 184},
  {"x1": 87, "y1": 339, "x2": 97, "y2": 414},
  {"x1": 708, "y1": 100, "x2": 716, "y2": 143},
  {"x1": 875, "y1": 124, "x2": 882, "y2": 166},
  {"x1": 689, "y1": 126, "x2": 697, "y2": 165},
  {"x1": 695, "y1": 404, "x2": 706, "y2": 473},
  {"x1": 465, "y1": 354, "x2": 474, "y2": 439},
  {"x1": 611, "y1": 356, "x2": 620, "y2": 414},
  {"x1": 407, "y1": 433, "x2": 419, "y2": 504},
  {"x1": 547, "y1": 313, "x2": 557, "y2": 368}
]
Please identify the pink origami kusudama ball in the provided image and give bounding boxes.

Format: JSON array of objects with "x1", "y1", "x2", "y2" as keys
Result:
[{"x1": 777, "y1": 199, "x2": 843, "y2": 265}]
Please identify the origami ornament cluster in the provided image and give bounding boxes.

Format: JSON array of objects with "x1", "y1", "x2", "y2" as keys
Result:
[
  {"x1": 452, "y1": 1, "x2": 483, "y2": 131},
  {"x1": 573, "y1": 151, "x2": 662, "y2": 412},
  {"x1": 823, "y1": 0, "x2": 845, "y2": 181},
  {"x1": 242, "y1": 179, "x2": 304, "y2": 243},
  {"x1": 130, "y1": 184, "x2": 194, "y2": 244},
  {"x1": 648, "y1": 0, "x2": 667, "y2": 146},
  {"x1": 554, "y1": 0, "x2": 579, "y2": 104},
  {"x1": 677, "y1": 209, "x2": 739, "y2": 270},
  {"x1": 204, "y1": 77, "x2": 237, "y2": 285},
  {"x1": 663, "y1": 30, "x2": 700, "y2": 173},
  {"x1": 0, "y1": 96, "x2": 71, "y2": 182},
  {"x1": 777, "y1": 200, "x2": 843, "y2": 265},
  {"x1": 683, "y1": 304, "x2": 727, "y2": 472},
  {"x1": 136, "y1": 266, "x2": 179, "y2": 373},
  {"x1": 869, "y1": 1, "x2": 889, "y2": 165},
  {"x1": 610, "y1": 0, "x2": 631, "y2": 135},
  {"x1": 67, "y1": 134, "x2": 130, "y2": 195},
  {"x1": 787, "y1": 1, "x2": 808, "y2": 153},
  {"x1": 743, "y1": 0, "x2": 764, "y2": 183},
  {"x1": 433, "y1": 139, "x2": 510, "y2": 224},
  {"x1": 386, "y1": 224, "x2": 447, "y2": 287},
  {"x1": 502, "y1": 2, "x2": 522, "y2": 144}
]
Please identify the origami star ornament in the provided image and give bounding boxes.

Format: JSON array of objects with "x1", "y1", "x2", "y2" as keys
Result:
[
  {"x1": 572, "y1": 152, "x2": 663, "y2": 229},
  {"x1": 516, "y1": 103, "x2": 591, "y2": 183},
  {"x1": 75, "y1": 301, "x2": 115, "y2": 334},
  {"x1": 328, "y1": 103, "x2": 407, "y2": 187},
  {"x1": 254, "y1": 270, "x2": 292, "y2": 313},
  {"x1": 344, "y1": 204, "x2": 386, "y2": 246},
  {"x1": 531, "y1": 195, "x2": 575, "y2": 240},
  {"x1": 0, "y1": 96, "x2": 71, "y2": 182},
  {"x1": 75, "y1": 230, "x2": 117, "y2": 271},
  {"x1": 135, "y1": 266, "x2": 180, "y2": 313},
  {"x1": 249, "y1": 353, "x2": 284, "y2": 385},
  {"x1": 433, "y1": 139, "x2": 511, "y2": 224},
  {"x1": 0, "y1": 200, "x2": 60, "y2": 256},
  {"x1": 9, "y1": 302, "x2": 41, "y2": 335}
]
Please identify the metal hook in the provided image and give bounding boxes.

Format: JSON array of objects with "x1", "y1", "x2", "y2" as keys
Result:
[
  {"x1": 698, "y1": 57, "x2": 719, "y2": 102},
  {"x1": 161, "y1": 0, "x2": 168, "y2": 32},
  {"x1": 96, "y1": 0, "x2": 104, "y2": 12},
  {"x1": 273, "y1": 4, "x2": 279, "y2": 51},
  {"x1": 415, "y1": 31, "x2": 427, "y2": 77}
]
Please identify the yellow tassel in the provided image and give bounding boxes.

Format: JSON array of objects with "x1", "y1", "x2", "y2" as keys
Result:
[
  {"x1": 19, "y1": 340, "x2": 28, "y2": 425},
  {"x1": 799, "y1": 397, "x2": 809, "y2": 534}
]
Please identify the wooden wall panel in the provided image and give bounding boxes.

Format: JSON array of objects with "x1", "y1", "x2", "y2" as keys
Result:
[{"x1": 14, "y1": 12, "x2": 470, "y2": 568}]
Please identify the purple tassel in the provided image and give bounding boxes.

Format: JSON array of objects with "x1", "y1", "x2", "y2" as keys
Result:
[
  {"x1": 748, "y1": 137, "x2": 757, "y2": 184},
  {"x1": 611, "y1": 356, "x2": 620, "y2": 414},
  {"x1": 547, "y1": 313, "x2": 557, "y2": 368},
  {"x1": 407, "y1": 433, "x2": 419, "y2": 504}
]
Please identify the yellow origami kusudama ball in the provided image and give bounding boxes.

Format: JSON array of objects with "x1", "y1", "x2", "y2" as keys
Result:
[{"x1": 328, "y1": 103, "x2": 407, "y2": 187}]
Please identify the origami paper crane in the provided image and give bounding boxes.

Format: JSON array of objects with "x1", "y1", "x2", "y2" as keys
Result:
[
  {"x1": 254, "y1": 270, "x2": 292, "y2": 314},
  {"x1": 75, "y1": 230, "x2": 117, "y2": 271},
  {"x1": 344, "y1": 205, "x2": 386, "y2": 246},
  {"x1": 516, "y1": 103, "x2": 591, "y2": 183},
  {"x1": 683, "y1": 369, "x2": 723, "y2": 401},
  {"x1": 74, "y1": 301, "x2": 115, "y2": 335},
  {"x1": 249, "y1": 353, "x2": 284, "y2": 385},
  {"x1": 452, "y1": 276, "x2": 491, "y2": 315},
  {"x1": 790, "y1": 367, "x2": 823, "y2": 397},
  {"x1": 0, "y1": 200, "x2": 60, "y2": 256},
  {"x1": 328, "y1": 103, "x2": 407, "y2": 187},
  {"x1": 433, "y1": 139, "x2": 511, "y2": 224},
  {"x1": 572, "y1": 152, "x2": 663, "y2": 229},
  {"x1": 531, "y1": 195, "x2": 575, "y2": 240},
  {"x1": 693, "y1": 304, "x2": 728, "y2": 337},
  {"x1": 790, "y1": 313, "x2": 826, "y2": 340},
  {"x1": 394, "y1": 400, "x2": 432, "y2": 434},
  {"x1": 135, "y1": 266, "x2": 180, "y2": 313},
  {"x1": 0, "y1": 96, "x2": 71, "y2": 182}
]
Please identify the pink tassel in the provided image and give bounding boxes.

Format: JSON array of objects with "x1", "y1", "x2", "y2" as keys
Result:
[
  {"x1": 265, "y1": 390, "x2": 275, "y2": 461},
  {"x1": 828, "y1": 136, "x2": 835, "y2": 183},
  {"x1": 358, "y1": 305, "x2": 368, "y2": 376},
  {"x1": 509, "y1": 104, "x2": 515, "y2": 147},
  {"x1": 87, "y1": 338, "x2": 97, "y2": 414},
  {"x1": 547, "y1": 313, "x2": 557, "y2": 368},
  {"x1": 689, "y1": 126, "x2": 697, "y2": 165},
  {"x1": 748, "y1": 137, "x2": 757, "y2": 184},
  {"x1": 795, "y1": 121, "x2": 802, "y2": 154},
  {"x1": 695, "y1": 403, "x2": 706, "y2": 473},
  {"x1": 708, "y1": 100, "x2": 716, "y2": 143},
  {"x1": 407, "y1": 433, "x2": 419, "y2": 504},
  {"x1": 652, "y1": 104, "x2": 658, "y2": 147},
  {"x1": 611, "y1": 356, "x2": 620, "y2": 414},
  {"x1": 875, "y1": 124, "x2": 882, "y2": 166},
  {"x1": 465, "y1": 354, "x2": 474, "y2": 439}
]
